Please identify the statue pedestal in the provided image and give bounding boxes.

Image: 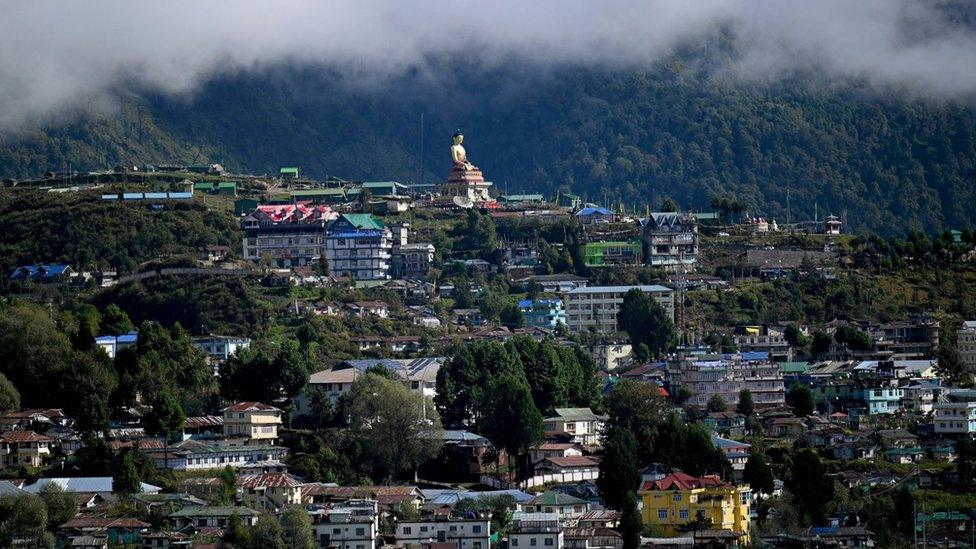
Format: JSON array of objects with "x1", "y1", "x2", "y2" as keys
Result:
[{"x1": 439, "y1": 164, "x2": 492, "y2": 203}]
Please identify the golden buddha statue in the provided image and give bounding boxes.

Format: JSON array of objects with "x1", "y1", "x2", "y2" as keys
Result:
[{"x1": 451, "y1": 130, "x2": 475, "y2": 170}]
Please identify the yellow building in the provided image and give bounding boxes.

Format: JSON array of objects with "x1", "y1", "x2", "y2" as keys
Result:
[
  {"x1": 638, "y1": 472, "x2": 750, "y2": 542},
  {"x1": 222, "y1": 402, "x2": 282, "y2": 445}
]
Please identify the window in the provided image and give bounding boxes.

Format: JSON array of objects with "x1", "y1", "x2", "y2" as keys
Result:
[
  {"x1": 355, "y1": 528, "x2": 365, "y2": 536},
  {"x1": 403, "y1": 527, "x2": 412, "y2": 535},
  {"x1": 530, "y1": 539, "x2": 537, "y2": 547},
  {"x1": 658, "y1": 510, "x2": 668, "y2": 520},
  {"x1": 679, "y1": 510, "x2": 689, "y2": 519},
  {"x1": 473, "y1": 525, "x2": 481, "y2": 533},
  {"x1": 512, "y1": 539, "x2": 518, "y2": 546},
  {"x1": 544, "y1": 539, "x2": 554, "y2": 546},
  {"x1": 672, "y1": 493, "x2": 682, "y2": 502},
  {"x1": 333, "y1": 528, "x2": 341, "y2": 535}
]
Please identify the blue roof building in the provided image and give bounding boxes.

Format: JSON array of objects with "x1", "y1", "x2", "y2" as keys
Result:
[
  {"x1": 518, "y1": 298, "x2": 566, "y2": 331},
  {"x1": 8, "y1": 264, "x2": 74, "y2": 284},
  {"x1": 95, "y1": 331, "x2": 138, "y2": 359}
]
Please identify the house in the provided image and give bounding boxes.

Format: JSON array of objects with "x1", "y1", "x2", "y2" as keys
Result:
[
  {"x1": 236, "y1": 473, "x2": 303, "y2": 510},
  {"x1": 638, "y1": 472, "x2": 751, "y2": 541},
  {"x1": 530, "y1": 443, "x2": 584, "y2": 465},
  {"x1": 0, "y1": 408, "x2": 68, "y2": 431},
  {"x1": 303, "y1": 485, "x2": 425, "y2": 510},
  {"x1": 280, "y1": 167, "x2": 300, "y2": 179},
  {"x1": 833, "y1": 443, "x2": 878, "y2": 462},
  {"x1": 8, "y1": 264, "x2": 75, "y2": 285},
  {"x1": 397, "y1": 516, "x2": 492, "y2": 549},
  {"x1": 346, "y1": 301, "x2": 390, "y2": 319},
  {"x1": 392, "y1": 243, "x2": 436, "y2": 280},
  {"x1": 669, "y1": 353, "x2": 786, "y2": 410},
  {"x1": 310, "y1": 499, "x2": 381, "y2": 549},
  {"x1": 509, "y1": 512, "x2": 563, "y2": 549},
  {"x1": 222, "y1": 402, "x2": 282, "y2": 445},
  {"x1": 766, "y1": 417, "x2": 804, "y2": 438},
  {"x1": 563, "y1": 527, "x2": 623, "y2": 549},
  {"x1": 132, "y1": 492, "x2": 206, "y2": 517},
  {"x1": 577, "y1": 510, "x2": 621, "y2": 529},
  {"x1": 517, "y1": 274, "x2": 589, "y2": 293},
  {"x1": 145, "y1": 438, "x2": 287, "y2": 471},
  {"x1": 199, "y1": 245, "x2": 232, "y2": 262},
  {"x1": 192, "y1": 335, "x2": 251, "y2": 363},
  {"x1": 519, "y1": 299, "x2": 567, "y2": 331},
  {"x1": 326, "y1": 213, "x2": 394, "y2": 281},
  {"x1": 452, "y1": 309, "x2": 485, "y2": 327},
  {"x1": 59, "y1": 517, "x2": 150, "y2": 546},
  {"x1": 582, "y1": 240, "x2": 642, "y2": 268},
  {"x1": 702, "y1": 412, "x2": 746, "y2": 437},
  {"x1": 884, "y1": 447, "x2": 924, "y2": 464},
  {"x1": 933, "y1": 400, "x2": 976, "y2": 436},
  {"x1": 298, "y1": 357, "x2": 443, "y2": 409},
  {"x1": 564, "y1": 285, "x2": 674, "y2": 334},
  {"x1": 535, "y1": 456, "x2": 601, "y2": 480},
  {"x1": 94, "y1": 331, "x2": 138, "y2": 359},
  {"x1": 583, "y1": 342, "x2": 633, "y2": 371},
  {"x1": 519, "y1": 491, "x2": 589, "y2": 525},
  {"x1": 0, "y1": 430, "x2": 52, "y2": 467},
  {"x1": 24, "y1": 477, "x2": 161, "y2": 495},
  {"x1": 168, "y1": 506, "x2": 261, "y2": 529},
  {"x1": 711, "y1": 436, "x2": 750, "y2": 473},
  {"x1": 575, "y1": 207, "x2": 615, "y2": 225},
  {"x1": 181, "y1": 415, "x2": 224, "y2": 438},
  {"x1": 543, "y1": 408, "x2": 608, "y2": 447}
]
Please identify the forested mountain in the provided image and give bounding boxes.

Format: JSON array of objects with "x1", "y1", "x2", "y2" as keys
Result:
[{"x1": 1, "y1": 62, "x2": 974, "y2": 235}]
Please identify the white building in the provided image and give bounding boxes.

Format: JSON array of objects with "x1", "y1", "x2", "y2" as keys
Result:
[
  {"x1": 542, "y1": 408, "x2": 607, "y2": 448},
  {"x1": 296, "y1": 358, "x2": 443, "y2": 411},
  {"x1": 325, "y1": 214, "x2": 393, "y2": 281},
  {"x1": 933, "y1": 401, "x2": 976, "y2": 436},
  {"x1": 668, "y1": 353, "x2": 786, "y2": 409},
  {"x1": 311, "y1": 500, "x2": 380, "y2": 549},
  {"x1": 193, "y1": 335, "x2": 251, "y2": 362},
  {"x1": 397, "y1": 517, "x2": 491, "y2": 549},
  {"x1": 222, "y1": 402, "x2": 282, "y2": 445},
  {"x1": 509, "y1": 512, "x2": 563, "y2": 549},
  {"x1": 564, "y1": 285, "x2": 674, "y2": 334},
  {"x1": 241, "y1": 204, "x2": 337, "y2": 267},
  {"x1": 640, "y1": 212, "x2": 698, "y2": 270},
  {"x1": 94, "y1": 331, "x2": 138, "y2": 359},
  {"x1": 958, "y1": 321, "x2": 976, "y2": 373}
]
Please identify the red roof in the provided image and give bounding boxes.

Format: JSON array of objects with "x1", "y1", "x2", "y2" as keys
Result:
[
  {"x1": 236, "y1": 473, "x2": 302, "y2": 489},
  {"x1": 61, "y1": 516, "x2": 150, "y2": 529},
  {"x1": 0, "y1": 430, "x2": 52, "y2": 443},
  {"x1": 641, "y1": 472, "x2": 731, "y2": 491},
  {"x1": 184, "y1": 415, "x2": 224, "y2": 429},
  {"x1": 251, "y1": 204, "x2": 335, "y2": 224},
  {"x1": 544, "y1": 456, "x2": 600, "y2": 468},
  {"x1": 222, "y1": 402, "x2": 281, "y2": 413},
  {"x1": 536, "y1": 443, "x2": 577, "y2": 451},
  {"x1": 2, "y1": 408, "x2": 64, "y2": 420}
]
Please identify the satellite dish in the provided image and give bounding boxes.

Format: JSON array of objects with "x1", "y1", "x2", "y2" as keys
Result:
[{"x1": 453, "y1": 196, "x2": 474, "y2": 209}]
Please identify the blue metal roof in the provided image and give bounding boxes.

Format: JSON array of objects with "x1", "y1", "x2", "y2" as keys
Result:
[
  {"x1": 576, "y1": 206, "x2": 612, "y2": 216},
  {"x1": 9, "y1": 264, "x2": 71, "y2": 281}
]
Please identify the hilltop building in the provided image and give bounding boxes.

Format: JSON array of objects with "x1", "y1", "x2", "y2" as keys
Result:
[
  {"x1": 325, "y1": 214, "x2": 393, "y2": 280},
  {"x1": 668, "y1": 352, "x2": 785, "y2": 410},
  {"x1": 640, "y1": 212, "x2": 698, "y2": 270},
  {"x1": 241, "y1": 204, "x2": 337, "y2": 267},
  {"x1": 638, "y1": 471, "x2": 750, "y2": 541}
]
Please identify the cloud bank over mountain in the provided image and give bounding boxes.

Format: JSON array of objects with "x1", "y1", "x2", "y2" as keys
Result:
[{"x1": 1, "y1": 0, "x2": 975, "y2": 128}]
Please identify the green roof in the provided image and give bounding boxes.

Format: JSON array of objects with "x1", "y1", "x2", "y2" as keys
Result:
[
  {"x1": 340, "y1": 213, "x2": 385, "y2": 230},
  {"x1": 170, "y1": 506, "x2": 260, "y2": 518},
  {"x1": 362, "y1": 181, "x2": 404, "y2": 189},
  {"x1": 527, "y1": 491, "x2": 587, "y2": 506},
  {"x1": 217, "y1": 182, "x2": 237, "y2": 189},
  {"x1": 292, "y1": 188, "x2": 345, "y2": 197},
  {"x1": 779, "y1": 362, "x2": 809, "y2": 374},
  {"x1": 280, "y1": 167, "x2": 299, "y2": 174},
  {"x1": 193, "y1": 182, "x2": 213, "y2": 191}
]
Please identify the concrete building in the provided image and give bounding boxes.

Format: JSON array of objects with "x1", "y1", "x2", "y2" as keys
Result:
[
  {"x1": 509, "y1": 512, "x2": 563, "y2": 549},
  {"x1": 933, "y1": 402, "x2": 976, "y2": 436},
  {"x1": 564, "y1": 285, "x2": 674, "y2": 334},
  {"x1": 311, "y1": 499, "x2": 380, "y2": 549},
  {"x1": 542, "y1": 408, "x2": 607, "y2": 448},
  {"x1": 958, "y1": 320, "x2": 976, "y2": 373},
  {"x1": 638, "y1": 472, "x2": 750, "y2": 541},
  {"x1": 236, "y1": 473, "x2": 303, "y2": 510},
  {"x1": 298, "y1": 358, "x2": 443, "y2": 410},
  {"x1": 192, "y1": 335, "x2": 251, "y2": 362},
  {"x1": 733, "y1": 325, "x2": 792, "y2": 362},
  {"x1": 326, "y1": 214, "x2": 393, "y2": 281},
  {"x1": 519, "y1": 299, "x2": 567, "y2": 331},
  {"x1": 392, "y1": 243, "x2": 436, "y2": 280},
  {"x1": 222, "y1": 402, "x2": 283, "y2": 445},
  {"x1": 241, "y1": 204, "x2": 337, "y2": 267},
  {"x1": 0, "y1": 431, "x2": 52, "y2": 468},
  {"x1": 94, "y1": 331, "x2": 138, "y2": 359},
  {"x1": 397, "y1": 517, "x2": 491, "y2": 549},
  {"x1": 640, "y1": 212, "x2": 698, "y2": 270},
  {"x1": 668, "y1": 352, "x2": 785, "y2": 409}
]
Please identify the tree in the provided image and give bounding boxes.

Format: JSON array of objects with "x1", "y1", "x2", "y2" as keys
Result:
[
  {"x1": 786, "y1": 383, "x2": 816, "y2": 417},
  {"x1": 344, "y1": 373, "x2": 442, "y2": 479},
  {"x1": 784, "y1": 325, "x2": 810, "y2": 352},
  {"x1": 101, "y1": 304, "x2": 133, "y2": 335},
  {"x1": 810, "y1": 330, "x2": 832, "y2": 358},
  {"x1": 605, "y1": 380, "x2": 666, "y2": 464},
  {"x1": 706, "y1": 394, "x2": 727, "y2": 413},
  {"x1": 225, "y1": 513, "x2": 251, "y2": 547},
  {"x1": 956, "y1": 436, "x2": 976, "y2": 488},
  {"x1": 143, "y1": 387, "x2": 186, "y2": 468},
  {"x1": 0, "y1": 493, "x2": 48, "y2": 547},
  {"x1": 499, "y1": 302, "x2": 524, "y2": 329},
  {"x1": 735, "y1": 389, "x2": 754, "y2": 417},
  {"x1": 742, "y1": 454, "x2": 775, "y2": 497},
  {"x1": 0, "y1": 373, "x2": 19, "y2": 414},
  {"x1": 620, "y1": 491, "x2": 642, "y2": 549},
  {"x1": 38, "y1": 483, "x2": 78, "y2": 527},
  {"x1": 280, "y1": 505, "x2": 315, "y2": 549},
  {"x1": 617, "y1": 289, "x2": 676, "y2": 357},
  {"x1": 786, "y1": 448, "x2": 833, "y2": 525},
  {"x1": 112, "y1": 449, "x2": 142, "y2": 497},
  {"x1": 357, "y1": 187, "x2": 372, "y2": 212},
  {"x1": 250, "y1": 513, "x2": 285, "y2": 549},
  {"x1": 660, "y1": 198, "x2": 678, "y2": 213},
  {"x1": 479, "y1": 373, "x2": 543, "y2": 480},
  {"x1": 216, "y1": 465, "x2": 237, "y2": 505},
  {"x1": 598, "y1": 426, "x2": 640, "y2": 510}
]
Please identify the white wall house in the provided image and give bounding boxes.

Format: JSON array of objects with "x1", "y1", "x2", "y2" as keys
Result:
[{"x1": 396, "y1": 518, "x2": 491, "y2": 549}]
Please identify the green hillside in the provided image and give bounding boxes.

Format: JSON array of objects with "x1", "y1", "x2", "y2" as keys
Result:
[{"x1": 1, "y1": 63, "x2": 974, "y2": 235}]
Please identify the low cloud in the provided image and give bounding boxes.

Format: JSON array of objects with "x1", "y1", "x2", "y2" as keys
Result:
[{"x1": 1, "y1": 0, "x2": 974, "y2": 128}]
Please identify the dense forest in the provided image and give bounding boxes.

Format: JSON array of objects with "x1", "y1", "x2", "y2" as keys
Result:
[{"x1": 1, "y1": 62, "x2": 974, "y2": 235}]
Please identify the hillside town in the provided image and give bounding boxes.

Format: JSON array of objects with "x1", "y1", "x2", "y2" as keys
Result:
[{"x1": 2, "y1": 133, "x2": 976, "y2": 549}]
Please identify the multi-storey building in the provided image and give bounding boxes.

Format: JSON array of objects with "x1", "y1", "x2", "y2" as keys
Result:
[
  {"x1": 668, "y1": 353, "x2": 785, "y2": 409},
  {"x1": 192, "y1": 335, "x2": 251, "y2": 363},
  {"x1": 542, "y1": 408, "x2": 607, "y2": 448},
  {"x1": 958, "y1": 320, "x2": 976, "y2": 373},
  {"x1": 732, "y1": 325, "x2": 792, "y2": 362},
  {"x1": 581, "y1": 240, "x2": 642, "y2": 268},
  {"x1": 638, "y1": 471, "x2": 750, "y2": 541},
  {"x1": 392, "y1": 243, "x2": 436, "y2": 280},
  {"x1": 509, "y1": 512, "x2": 563, "y2": 549},
  {"x1": 564, "y1": 285, "x2": 674, "y2": 334},
  {"x1": 222, "y1": 402, "x2": 283, "y2": 445},
  {"x1": 241, "y1": 204, "x2": 337, "y2": 267},
  {"x1": 326, "y1": 214, "x2": 393, "y2": 281},
  {"x1": 933, "y1": 390, "x2": 976, "y2": 436},
  {"x1": 519, "y1": 299, "x2": 567, "y2": 331},
  {"x1": 311, "y1": 499, "x2": 380, "y2": 549},
  {"x1": 397, "y1": 516, "x2": 491, "y2": 549},
  {"x1": 298, "y1": 358, "x2": 443, "y2": 410},
  {"x1": 0, "y1": 431, "x2": 53, "y2": 468},
  {"x1": 640, "y1": 212, "x2": 698, "y2": 270},
  {"x1": 235, "y1": 473, "x2": 303, "y2": 510}
]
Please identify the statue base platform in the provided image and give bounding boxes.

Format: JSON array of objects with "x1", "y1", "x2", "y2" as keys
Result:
[{"x1": 440, "y1": 164, "x2": 492, "y2": 203}]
